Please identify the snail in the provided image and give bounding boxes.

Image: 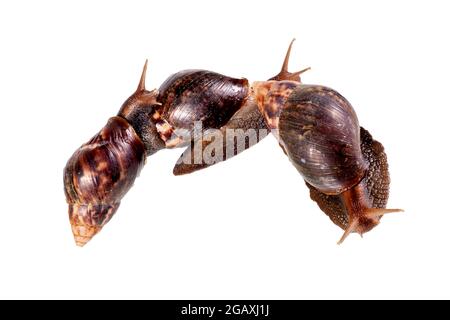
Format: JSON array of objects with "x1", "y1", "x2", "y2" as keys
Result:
[
  {"x1": 63, "y1": 65, "x2": 157, "y2": 247},
  {"x1": 251, "y1": 40, "x2": 403, "y2": 243},
  {"x1": 64, "y1": 40, "x2": 401, "y2": 246},
  {"x1": 64, "y1": 61, "x2": 268, "y2": 246}
]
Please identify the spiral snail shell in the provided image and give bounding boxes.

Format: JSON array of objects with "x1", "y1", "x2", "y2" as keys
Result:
[{"x1": 63, "y1": 116, "x2": 146, "y2": 246}]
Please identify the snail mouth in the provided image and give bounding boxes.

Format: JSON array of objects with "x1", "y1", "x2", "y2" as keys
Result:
[{"x1": 337, "y1": 208, "x2": 404, "y2": 245}]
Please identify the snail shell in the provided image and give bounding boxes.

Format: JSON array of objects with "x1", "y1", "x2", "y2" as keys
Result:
[
  {"x1": 278, "y1": 85, "x2": 368, "y2": 195},
  {"x1": 64, "y1": 116, "x2": 146, "y2": 246},
  {"x1": 157, "y1": 70, "x2": 250, "y2": 147}
]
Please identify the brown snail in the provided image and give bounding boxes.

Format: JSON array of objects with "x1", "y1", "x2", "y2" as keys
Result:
[{"x1": 251, "y1": 40, "x2": 403, "y2": 243}]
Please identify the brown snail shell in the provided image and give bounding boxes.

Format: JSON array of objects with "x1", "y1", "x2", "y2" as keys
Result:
[
  {"x1": 278, "y1": 85, "x2": 368, "y2": 195},
  {"x1": 158, "y1": 70, "x2": 249, "y2": 142},
  {"x1": 64, "y1": 116, "x2": 146, "y2": 246}
]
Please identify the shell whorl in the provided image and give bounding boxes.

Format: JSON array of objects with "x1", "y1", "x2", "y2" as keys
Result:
[
  {"x1": 64, "y1": 116, "x2": 146, "y2": 246},
  {"x1": 278, "y1": 85, "x2": 368, "y2": 195}
]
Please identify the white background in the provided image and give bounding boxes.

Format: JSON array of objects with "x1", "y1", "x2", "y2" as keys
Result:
[{"x1": 0, "y1": 0, "x2": 448, "y2": 299}]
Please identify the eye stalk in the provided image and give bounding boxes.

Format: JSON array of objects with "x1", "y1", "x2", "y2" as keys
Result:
[
  {"x1": 118, "y1": 60, "x2": 161, "y2": 120},
  {"x1": 269, "y1": 39, "x2": 311, "y2": 82}
]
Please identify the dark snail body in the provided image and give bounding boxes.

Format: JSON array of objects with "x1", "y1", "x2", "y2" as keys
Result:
[
  {"x1": 167, "y1": 71, "x2": 271, "y2": 175},
  {"x1": 255, "y1": 80, "x2": 401, "y2": 243},
  {"x1": 173, "y1": 94, "x2": 268, "y2": 175},
  {"x1": 117, "y1": 61, "x2": 165, "y2": 156},
  {"x1": 155, "y1": 69, "x2": 263, "y2": 151}
]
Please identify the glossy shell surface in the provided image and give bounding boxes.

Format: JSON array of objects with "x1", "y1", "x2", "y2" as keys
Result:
[
  {"x1": 278, "y1": 85, "x2": 368, "y2": 194},
  {"x1": 158, "y1": 70, "x2": 249, "y2": 131}
]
